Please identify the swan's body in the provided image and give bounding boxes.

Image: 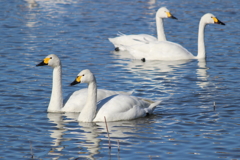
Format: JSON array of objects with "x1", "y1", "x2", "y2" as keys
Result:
[
  {"x1": 125, "y1": 13, "x2": 225, "y2": 61},
  {"x1": 108, "y1": 7, "x2": 177, "y2": 51},
  {"x1": 70, "y1": 69, "x2": 161, "y2": 122},
  {"x1": 36, "y1": 54, "x2": 131, "y2": 112}
]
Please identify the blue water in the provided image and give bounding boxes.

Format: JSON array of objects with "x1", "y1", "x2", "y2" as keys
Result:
[{"x1": 0, "y1": 0, "x2": 240, "y2": 159}]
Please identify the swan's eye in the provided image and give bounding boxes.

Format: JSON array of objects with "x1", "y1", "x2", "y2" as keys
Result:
[
  {"x1": 82, "y1": 74, "x2": 84, "y2": 76},
  {"x1": 50, "y1": 57, "x2": 52, "y2": 59}
]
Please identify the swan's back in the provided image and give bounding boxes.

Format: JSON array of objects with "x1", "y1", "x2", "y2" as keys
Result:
[
  {"x1": 93, "y1": 94, "x2": 158, "y2": 122},
  {"x1": 109, "y1": 34, "x2": 157, "y2": 51},
  {"x1": 127, "y1": 41, "x2": 195, "y2": 61},
  {"x1": 62, "y1": 89, "x2": 132, "y2": 112}
]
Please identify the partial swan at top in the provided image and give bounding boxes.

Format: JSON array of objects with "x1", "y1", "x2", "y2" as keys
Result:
[
  {"x1": 108, "y1": 7, "x2": 177, "y2": 51},
  {"x1": 124, "y1": 13, "x2": 225, "y2": 61}
]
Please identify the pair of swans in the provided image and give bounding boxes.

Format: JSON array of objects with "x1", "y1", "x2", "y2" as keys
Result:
[
  {"x1": 70, "y1": 69, "x2": 161, "y2": 122},
  {"x1": 108, "y1": 7, "x2": 177, "y2": 51},
  {"x1": 37, "y1": 55, "x2": 160, "y2": 122},
  {"x1": 36, "y1": 54, "x2": 132, "y2": 112},
  {"x1": 123, "y1": 13, "x2": 225, "y2": 61}
]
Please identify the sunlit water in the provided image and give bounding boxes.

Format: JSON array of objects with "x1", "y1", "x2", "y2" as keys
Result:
[{"x1": 0, "y1": 0, "x2": 240, "y2": 159}]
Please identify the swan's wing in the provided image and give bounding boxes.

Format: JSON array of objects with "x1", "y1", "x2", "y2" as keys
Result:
[
  {"x1": 132, "y1": 34, "x2": 157, "y2": 44},
  {"x1": 96, "y1": 89, "x2": 132, "y2": 102},
  {"x1": 117, "y1": 31, "x2": 125, "y2": 36},
  {"x1": 96, "y1": 94, "x2": 118, "y2": 111},
  {"x1": 62, "y1": 88, "x2": 89, "y2": 112},
  {"x1": 62, "y1": 89, "x2": 132, "y2": 112},
  {"x1": 94, "y1": 94, "x2": 153, "y2": 122},
  {"x1": 126, "y1": 41, "x2": 194, "y2": 61},
  {"x1": 109, "y1": 34, "x2": 157, "y2": 50}
]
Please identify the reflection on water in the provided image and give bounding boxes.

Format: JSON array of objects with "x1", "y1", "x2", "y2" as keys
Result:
[
  {"x1": 196, "y1": 59, "x2": 209, "y2": 89},
  {"x1": 47, "y1": 112, "x2": 159, "y2": 160},
  {"x1": 25, "y1": 0, "x2": 38, "y2": 9},
  {"x1": 47, "y1": 113, "x2": 66, "y2": 159},
  {"x1": 115, "y1": 56, "x2": 211, "y2": 93},
  {"x1": 47, "y1": 113, "x2": 66, "y2": 147}
]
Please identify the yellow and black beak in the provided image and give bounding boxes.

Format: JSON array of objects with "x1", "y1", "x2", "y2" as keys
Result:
[
  {"x1": 36, "y1": 57, "x2": 51, "y2": 66},
  {"x1": 167, "y1": 12, "x2": 177, "y2": 20},
  {"x1": 213, "y1": 17, "x2": 225, "y2": 25},
  {"x1": 70, "y1": 76, "x2": 82, "y2": 86}
]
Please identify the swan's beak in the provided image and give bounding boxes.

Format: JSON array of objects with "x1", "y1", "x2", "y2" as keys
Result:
[
  {"x1": 213, "y1": 17, "x2": 225, "y2": 25},
  {"x1": 36, "y1": 60, "x2": 47, "y2": 66},
  {"x1": 70, "y1": 76, "x2": 81, "y2": 86},
  {"x1": 167, "y1": 12, "x2": 177, "y2": 20},
  {"x1": 36, "y1": 57, "x2": 51, "y2": 66}
]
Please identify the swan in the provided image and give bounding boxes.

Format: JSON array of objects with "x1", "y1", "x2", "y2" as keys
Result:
[
  {"x1": 108, "y1": 7, "x2": 177, "y2": 51},
  {"x1": 36, "y1": 54, "x2": 132, "y2": 112},
  {"x1": 70, "y1": 69, "x2": 161, "y2": 122},
  {"x1": 124, "y1": 13, "x2": 225, "y2": 61}
]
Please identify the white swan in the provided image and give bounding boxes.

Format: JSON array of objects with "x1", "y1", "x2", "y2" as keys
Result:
[
  {"x1": 70, "y1": 69, "x2": 161, "y2": 122},
  {"x1": 36, "y1": 54, "x2": 132, "y2": 112},
  {"x1": 124, "y1": 13, "x2": 225, "y2": 61},
  {"x1": 108, "y1": 7, "x2": 177, "y2": 51}
]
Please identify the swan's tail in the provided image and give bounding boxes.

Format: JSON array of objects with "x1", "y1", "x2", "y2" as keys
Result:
[
  {"x1": 117, "y1": 31, "x2": 125, "y2": 36},
  {"x1": 108, "y1": 37, "x2": 114, "y2": 43},
  {"x1": 108, "y1": 37, "x2": 126, "y2": 50},
  {"x1": 127, "y1": 90, "x2": 135, "y2": 95},
  {"x1": 146, "y1": 101, "x2": 161, "y2": 114},
  {"x1": 108, "y1": 32, "x2": 125, "y2": 43}
]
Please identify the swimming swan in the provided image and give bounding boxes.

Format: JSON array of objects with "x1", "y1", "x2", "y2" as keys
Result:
[
  {"x1": 125, "y1": 13, "x2": 225, "y2": 61},
  {"x1": 36, "y1": 54, "x2": 132, "y2": 112},
  {"x1": 70, "y1": 69, "x2": 161, "y2": 122},
  {"x1": 108, "y1": 7, "x2": 177, "y2": 51}
]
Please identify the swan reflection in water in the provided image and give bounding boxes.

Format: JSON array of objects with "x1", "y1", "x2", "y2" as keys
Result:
[
  {"x1": 196, "y1": 59, "x2": 209, "y2": 89},
  {"x1": 112, "y1": 54, "x2": 191, "y2": 93},
  {"x1": 47, "y1": 112, "x2": 157, "y2": 159},
  {"x1": 47, "y1": 113, "x2": 66, "y2": 158},
  {"x1": 112, "y1": 51, "x2": 191, "y2": 73},
  {"x1": 110, "y1": 55, "x2": 212, "y2": 109}
]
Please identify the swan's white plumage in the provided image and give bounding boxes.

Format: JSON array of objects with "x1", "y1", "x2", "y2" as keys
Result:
[
  {"x1": 63, "y1": 88, "x2": 131, "y2": 112},
  {"x1": 108, "y1": 7, "x2": 177, "y2": 51},
  {"x1": 37, "y1": 54, "x2": 131, "y2": 112},
  {"x1": 125, "y1": 13, "x2": 225, "y2": 61},
  {"x1": 70, "y1": 69, "x2": 161, "y2": 122}
]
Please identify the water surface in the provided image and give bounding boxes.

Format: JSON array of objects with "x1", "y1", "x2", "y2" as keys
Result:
[{"x1": 0, "y1": 0, "x2": 240, "y2": 159}]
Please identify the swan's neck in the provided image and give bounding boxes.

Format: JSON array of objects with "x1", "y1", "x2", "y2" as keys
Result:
[
  {"x1": 48, "y1": 65, "x2": 63, "y2": 112},
  {"x1": 78, "y1": 77, "x2": 97, "y2": 122},
  {"x1": 156, "y1": 16, "x2": 166, "y2": 41},
  {"x1": 197, "y1": 21, "x2": 206, "y2": 59}
]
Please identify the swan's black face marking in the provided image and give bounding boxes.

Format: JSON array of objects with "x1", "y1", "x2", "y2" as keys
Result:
[
  {"x1": 166, "y1": 11, "x2": 177, "y2": 20},
  {"x1": 36, "y1": 57, "x2": 52, "y2": 66},
  {"x1": 115, "y1": 47, "x2": 120, "y2": 51},
  {"x1": 212, "y1": 17, "x2": 225, "y2": 25},
  {"x1": 70, "y1": 76, "x2": 82, "y2": 86}
]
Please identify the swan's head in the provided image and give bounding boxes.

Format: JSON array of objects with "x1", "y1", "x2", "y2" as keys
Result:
[
  {"x1": 201, "y1": 13, "x2": 225, "y2": 25},
  {"x1": 36, "y1": 54, "x2": 61, "y2": 68},
  {"x1": 70, "y1": 69, "x2": 95, "y2": 86},
  {"x1": 156, "y1": 7, "x2": 177, "y2": 19}
]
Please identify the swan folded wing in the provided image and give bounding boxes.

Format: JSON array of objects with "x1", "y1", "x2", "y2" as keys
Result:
[
  {"x1": 96, "y1": 89, "x2": 132, "y2": 102},
  {"x1": 127, "y1": 41, "x2": 194, "y2": 61},
  {"x1": 62, "y1": 88, "x2": 89, "y2": 112},
  {"x1": 109, "y1": 34, "x2": 157, "y2": 48},
  {"x1": 132, "y1": 34, "x2": 157, "y2": 44},
  {"x1": 94, "y1": 94, "x2": 151, "y2": 122},
  {"x1": 63, "y1": 89, "x2": 132, "y2": 112}
]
